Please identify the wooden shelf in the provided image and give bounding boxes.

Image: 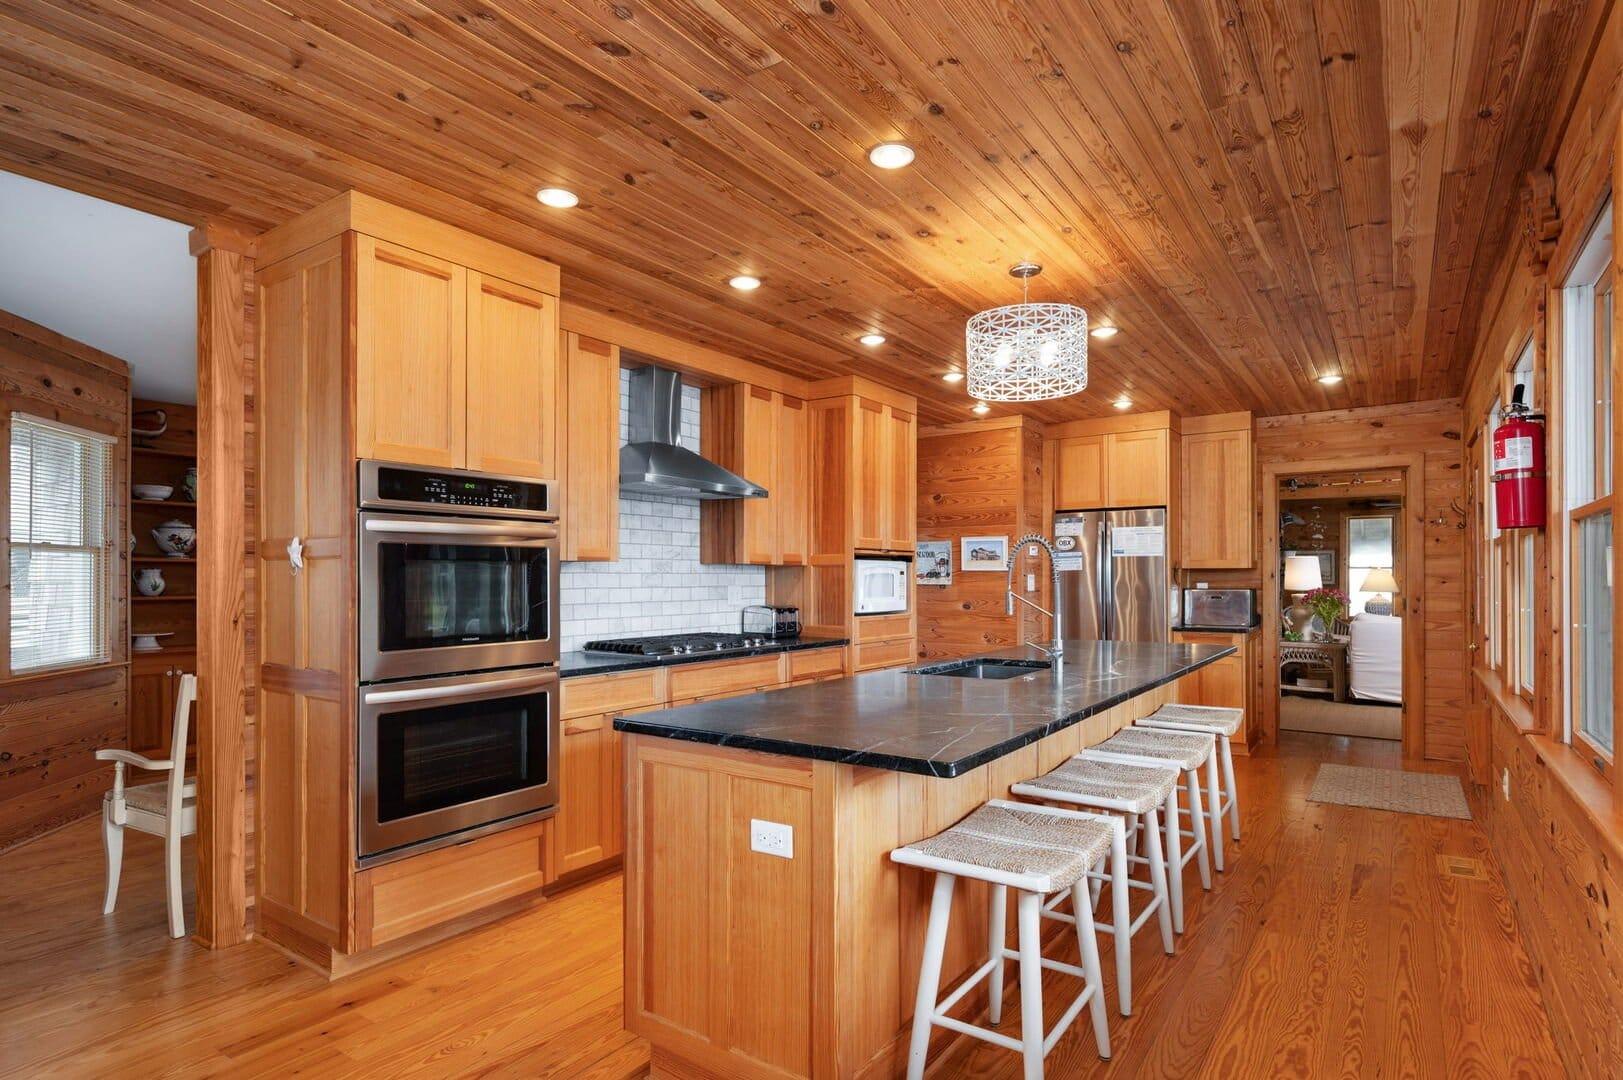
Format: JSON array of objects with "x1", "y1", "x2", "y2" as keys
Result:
[
  {"x1": 132, "y1": 499, "x2": 198, "y2": 508},
  {"x1": 134, "y1": 594, "x2": 197, "y2": 603},
  {"x1": 132, "y1": 556, "x2": 195, "y2": 564},
  {"x1": 132, "y1": 445, "x2": 197, "y2": 460}
]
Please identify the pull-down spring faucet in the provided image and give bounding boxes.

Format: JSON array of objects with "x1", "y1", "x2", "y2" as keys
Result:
[{"x1": 1006, "y1": 533, "x2": 1063, "y2": 661}]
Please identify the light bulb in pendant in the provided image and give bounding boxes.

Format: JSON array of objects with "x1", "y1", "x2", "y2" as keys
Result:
[
  {"x1": 1038, "y1": 339, "x2": 1059, "y2": 365},
  {"x1": 994, "y1": 342, "x2": 1013, "y2": 367}
]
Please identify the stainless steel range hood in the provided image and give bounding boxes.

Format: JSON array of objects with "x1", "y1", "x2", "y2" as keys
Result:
[{"x1": 619, "y1": 365, "x2": 767, "y2": 500}]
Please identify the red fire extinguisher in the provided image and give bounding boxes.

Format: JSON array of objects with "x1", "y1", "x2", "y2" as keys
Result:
[{"x1": 1492, "y1": 384, "x2": 1546, "y2": 529}]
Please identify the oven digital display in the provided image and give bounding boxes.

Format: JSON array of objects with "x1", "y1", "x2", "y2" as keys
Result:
[{"x1": 375, "y1": 464, "x2": 550, "y2": 513}]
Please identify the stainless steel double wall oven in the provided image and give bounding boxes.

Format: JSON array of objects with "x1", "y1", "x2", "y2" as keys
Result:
[{"x1": 356, "y1": 460, "x2": 560, "y2": 865}]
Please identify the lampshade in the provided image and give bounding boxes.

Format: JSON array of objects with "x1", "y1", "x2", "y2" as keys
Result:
[
  {"x1": 1283, "y1": 555, "x2": 1323, "y2": 592},
  {"x1": 1360, "y1": 567, "x2": 1399, "y2": 594},
  {"x1": 965, "y1": 263, "x2": 1089, "y2": 402}
]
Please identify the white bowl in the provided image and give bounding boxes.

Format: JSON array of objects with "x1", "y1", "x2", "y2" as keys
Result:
[
  {"x1": 133, "y1": 484, "x2": 174, "y2": 501},
  {"x1": 151, "y1": 520, "x2": 197, "y2": 557}
]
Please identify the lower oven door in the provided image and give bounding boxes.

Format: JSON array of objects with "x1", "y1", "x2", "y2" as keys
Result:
[{"x1": 358, "y1": 667, "x2": 559, "y2": 863}]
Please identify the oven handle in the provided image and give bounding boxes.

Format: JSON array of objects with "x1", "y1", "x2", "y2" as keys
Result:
[
  {"x1": 363, "y1": 671, "x2": 559, "y2": 705},
  {"x1": 362, "y1": 519, "x2": 559, "y2": 541}
]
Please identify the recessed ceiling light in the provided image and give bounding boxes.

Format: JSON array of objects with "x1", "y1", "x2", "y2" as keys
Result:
[
  {"x1": 1090, "y1": 325, "x2": 1119, "y2": 339},
  {"x1": 1317, "y1": 373, "x2": 1344, "y2": 385},
  {"x1": 943, "y1": 371, "x2": 965, "y2": 383},
  {"x1": 729, "y1": 275, "x2": 762, "y2": 291},
  {"x1": 535, "y1": 187, "x2": 579, "y2": 208},
  {"x1": 1113, "y1": 398, "x2": 1133, "y2": 410},
  {"x1": 859, "y1": 333, "x2": 886, "y2": 346},
  {"x1": 971, "y1": 401, "x2": 990, "y2": 415},
  {"x1": 868, "y1": 142, "x2": 916, "y2": 169}
]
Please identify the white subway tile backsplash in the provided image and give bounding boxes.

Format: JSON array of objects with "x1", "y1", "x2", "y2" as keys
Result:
[{"x1": 559, "y1": 368, "x2": 766, "y2": 650}]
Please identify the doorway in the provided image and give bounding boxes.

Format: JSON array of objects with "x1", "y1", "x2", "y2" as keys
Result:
[{"x1": 1261, "y1": 456, "x2": 1426, "y2": 757}]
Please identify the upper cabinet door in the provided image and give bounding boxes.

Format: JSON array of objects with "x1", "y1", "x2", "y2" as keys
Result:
[
  {"x1": 854, "y1": 400, "x2": 890, "y2": 551},
  {"x1": 1181, "y1": 426, "x2": 1254, "y2": 568},
  {"x1": 776, "y1": 396, "x2": 809, "y2": 565},
  {"x1": 466, "y1": 272, "x2": 559, "y2": 480},
  {"x1": 355, "y1": 236, "x2": 466, "y2": 468},
  {"x1": 1054, "y1": 435, "x2": 1107, "y2": 509},
  {"x1": 738, "y1": 387, "x2": 781, "y2": 564},
  {"x1": 1104, "y1": 429, "x2": 1169, "y2": 507},
  {"x1": 885, "y1": 407, "x2": 916, "y2": 552},
  {"x1": 562, "y1": 333, "x2": 620, "y2": 562}
]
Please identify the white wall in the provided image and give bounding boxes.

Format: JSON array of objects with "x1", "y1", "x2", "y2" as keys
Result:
[
  {"x1": 0, "y1": 172, "x2": 196, "y2": 403},
  {"x1": 558, "y1": 370, "x2": 765, "y2": 650}
]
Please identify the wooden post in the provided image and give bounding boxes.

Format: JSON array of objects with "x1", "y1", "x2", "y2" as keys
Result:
[{"x1": 189, "y1": 222, "x2": 256, "y2": 948}]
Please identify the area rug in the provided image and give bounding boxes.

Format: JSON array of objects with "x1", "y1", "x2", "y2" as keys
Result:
[
  {"x1": 1308, "y1": 763, "x2": 1471, "y2": 820},
  {"x1": 1281, "y1": 695, "x2": 1402, "y2": 741}
]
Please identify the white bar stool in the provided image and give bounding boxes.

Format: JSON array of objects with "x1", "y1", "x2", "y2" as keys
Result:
[
  {"x1": 1140, "y1": 703, "x2": 1243, "y2": 844},
  {"x1": 1089, "y1": 726, "x2": 1220, "y2": 892},
  {"x1": 1010, "y1": 754, "x2": 1177, "y2": 1016},
  {"x1": 891, "y1": 799, "x2": 1116, "y2": 1079}
]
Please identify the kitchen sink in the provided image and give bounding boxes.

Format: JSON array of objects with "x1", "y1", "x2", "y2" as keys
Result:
[{"x1": 909, "y1": 658, "x2": 1053, "y2": 680}]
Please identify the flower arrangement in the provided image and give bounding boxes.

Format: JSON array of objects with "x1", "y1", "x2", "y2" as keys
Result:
[{"x1": 1302, "y1": 587, "x2": 1349, "y2": 633}]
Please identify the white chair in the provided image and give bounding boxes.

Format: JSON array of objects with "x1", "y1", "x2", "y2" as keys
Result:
[
  {"x1": 97, "y1": 673, "x2": 197, "y2": 938},
  {"x1": 1140, "y1": 703, "x2": 1244, "y2": 844}
]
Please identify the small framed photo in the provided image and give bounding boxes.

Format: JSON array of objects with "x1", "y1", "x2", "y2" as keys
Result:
[
  {"x1": 916, "y1": 541, "x2": 952, "y2": 585},
  {"x1": 960, "y1": 535, "x2": 1009, "y2": 572}
]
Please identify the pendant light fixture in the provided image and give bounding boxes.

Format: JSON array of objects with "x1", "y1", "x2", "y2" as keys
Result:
[{"x1": 965, "y1": 262, "x2": 1088, "y2": 401}]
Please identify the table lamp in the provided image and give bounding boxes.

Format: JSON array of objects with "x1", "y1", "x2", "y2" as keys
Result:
[
  {"x1": 1360, "y1": 567, "x2": 1399, "y2": 616},
  {"x1": 1283, "y1": 555, "x2": 1323, "y2": 638}
]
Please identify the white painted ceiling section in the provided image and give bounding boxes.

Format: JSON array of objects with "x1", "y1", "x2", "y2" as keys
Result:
[{"x1": 0, "y1": 171, "x2": 196, "y2": 403}]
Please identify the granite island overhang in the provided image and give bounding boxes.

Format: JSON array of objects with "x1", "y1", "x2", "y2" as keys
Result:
[{"x1": 614, "y1": 640, "x2": 1234, "y2": 1079}]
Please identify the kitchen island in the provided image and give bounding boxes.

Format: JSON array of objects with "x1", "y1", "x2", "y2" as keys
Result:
[{"x1": 615, "y1": 640, "x2": 1232, "y2": 1080}]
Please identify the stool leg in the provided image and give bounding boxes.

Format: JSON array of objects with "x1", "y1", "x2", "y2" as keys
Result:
[
  {"x1": 1017, "y1": 890, "x2": 1046, "y2": 1080},
  {"x1": 988, "y1": 883, "x2": 1007, "y2": 1026},
  {"x1": 1186, "y1": 768, "x2": 1212, "y2": 890},
  {"x1": 906, "y1": 873, "x2": 956, "y2": 1080},
  {"x1": 1143, "y1": 807, "x2": 1174, "y2": 954},
  {"x1": 1071, "y1": 880, "x2": 1112, "y2": 1060},
  {"x1": 1109, "y1": 834, "x2": 1131, "y2": 1016},
  {"x1": 1205, "y1": 749, "x2": 1226, "y2": 873},
  {"x1": 1220, "y1": 739, "x2": 1241, "y2": 841},
  {"x1": 1163, "y1": 789, "x2": 1184, "y2": 934}
]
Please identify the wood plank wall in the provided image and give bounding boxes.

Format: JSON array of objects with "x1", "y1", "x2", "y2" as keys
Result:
[
  {"x1": 915, "y1": 418, "x2": 1046, "y2": 659},
  {"x1": 0, "y1": 310, "x2": 131, "y2": 850},
  {"x1": 1455, "y1": 5, "x2": 1623, "y2": 1073}
]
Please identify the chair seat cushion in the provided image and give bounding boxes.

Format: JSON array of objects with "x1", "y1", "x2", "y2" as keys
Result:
[
  {"x1": 1148, "y1": 703, "x2": 1243, "y2": 736},
  {"x1": 1017, "y1": 757, "x2": 1179, "y2": 814},
  {"x1": 1097, "y1": 727, "x2": 1211, "y2": 770},
  {"x1": 109, "y1": 780, "x2": 195, "y2": 815},
  {"x1": 899, "y1": 803, "x2": 1113, "y2": 892}
]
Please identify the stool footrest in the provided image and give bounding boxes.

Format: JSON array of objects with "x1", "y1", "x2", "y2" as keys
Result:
[{"x1": 930, "y1": 952, "x2": 1100, "y2": 1059}]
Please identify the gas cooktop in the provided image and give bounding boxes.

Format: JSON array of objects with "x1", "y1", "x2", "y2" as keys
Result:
[{"x1": 583, "y1": 632, "x2": 777, "y2": 657}]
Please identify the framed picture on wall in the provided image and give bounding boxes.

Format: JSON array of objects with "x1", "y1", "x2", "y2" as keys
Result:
[
  {"x1": 961, "y1": 536, "x2": 1009, "y2": 572},
  {"x1": 916, "y1": 541, "x2": 952, "y2": 585},
  {"x1": 1283, "y1": 549, "x2": 1336, "y2": 586}
]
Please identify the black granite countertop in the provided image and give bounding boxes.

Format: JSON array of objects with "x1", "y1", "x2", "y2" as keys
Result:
[
  {"x1": 613, "y1": 640, "x2": 1234, "y2": 777},
  {"x1": 1177, "y1": 623, "x2": 1261, "y2": 634},
  {"x1": 560, "y1": 634, "x2": 849, "y2": 678}
]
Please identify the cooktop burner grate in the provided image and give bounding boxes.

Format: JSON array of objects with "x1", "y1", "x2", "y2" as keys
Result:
[{"x1": 583, "y1": 632, "x2": 773, "y2": 657}]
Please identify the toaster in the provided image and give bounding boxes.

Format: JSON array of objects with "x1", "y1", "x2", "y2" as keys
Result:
[{"x1": 742, "y1": 605, "x2": 801, "y2": 638}]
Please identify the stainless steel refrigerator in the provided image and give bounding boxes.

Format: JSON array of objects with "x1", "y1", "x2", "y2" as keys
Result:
[{"x1": 1053, "y1": 509, "x2": 1172, "y2": 642}]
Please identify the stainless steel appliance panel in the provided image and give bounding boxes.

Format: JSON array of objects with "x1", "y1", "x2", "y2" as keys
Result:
[
  {"x1": 1183, "y1": 588, "x2": 1257, "y2": 629},
  {"x1": 1105, "y1": 508, "x2": 1170, "y2": 642},
  {"x1": 1055, "y1": 512, "x2": 1106, "y2": 640},
  {"x1": 358, "y1": 667, "x2": 559, "y2": 861}
]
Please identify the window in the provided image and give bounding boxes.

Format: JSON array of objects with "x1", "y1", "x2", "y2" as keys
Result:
[
  {"x1": 8, "y1": 414, "x2": 113, "y2": 674},
  {"x1": 1561, "y1": 201, "x2": 1614, "y2": 762},
  {"x1": 1346, "y1": 516, "x2": 1394, "y2": 614}
]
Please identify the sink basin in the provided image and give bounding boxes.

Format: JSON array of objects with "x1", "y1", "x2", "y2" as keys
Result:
[{"x1": 910, "y1": 658, "x2": 1053, "y2": 680}]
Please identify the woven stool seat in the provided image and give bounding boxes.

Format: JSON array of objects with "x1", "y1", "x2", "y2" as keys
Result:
[
  {"x1": 897, "y1": 802, "x2": 1113, "y2": 893},
  {"x1": 1016, "y1": 757, "x2": 1178, "y2": 815},
  {"x1": 1098, "y1": 727, "x2": 1212, "y2": 770},
  {"x1": 1148, "y1": 703, "x2": 1243, "y2": 736}
]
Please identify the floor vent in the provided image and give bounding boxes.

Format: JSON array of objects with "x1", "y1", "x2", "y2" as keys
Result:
[{"x1": 1436, "y1": 855, "x2": 1485, "y2": 880}]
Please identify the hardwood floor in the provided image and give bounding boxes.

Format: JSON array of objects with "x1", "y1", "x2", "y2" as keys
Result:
[{"x1": 0, "y1": 733, "x2": 1561, "y2": 1079}]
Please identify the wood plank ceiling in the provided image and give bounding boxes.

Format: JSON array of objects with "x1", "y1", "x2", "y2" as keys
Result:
[{"x1": 0, "y1": 0, "x2": 1602, "y2": 423}]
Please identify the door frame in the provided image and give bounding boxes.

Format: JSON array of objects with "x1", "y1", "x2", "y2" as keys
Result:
[{"x1": 1260, "y1": 453, "x2": 1427, "y2": 758}]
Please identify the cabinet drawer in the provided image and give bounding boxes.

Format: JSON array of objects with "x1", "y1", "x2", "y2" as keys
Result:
[
  {"x1": 356, "y1": 820, "x2": 549, "y2": 949},
  {"x1": 788, "y1": 647, "x2": 846, "y2": 682},
  {"x1": 666, "y1": 653, "x2": 785, "y2": 703},
  {"x1": 562, "y1": 667, "x2": 667, "y2": 719},
  {"x1": 856, "y1": 613, "x2": 912, "y2": 642},
  {"x1": 853, "y1": 636, "x2": 916, "y2": 672}
]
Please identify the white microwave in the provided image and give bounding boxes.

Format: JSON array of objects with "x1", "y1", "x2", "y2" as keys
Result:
[{"x1": 854, "y1": 557, "x2": 910, "y2": 615}]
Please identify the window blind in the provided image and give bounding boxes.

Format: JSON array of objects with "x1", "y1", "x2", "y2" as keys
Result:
[{"x1": 9, "y1": 413, "x2": 114, "y2": 673}]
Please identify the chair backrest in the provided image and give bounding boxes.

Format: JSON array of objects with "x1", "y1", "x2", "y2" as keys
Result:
[{"x1": 168, "y1": 674, "x2": 198, "y2": 821}]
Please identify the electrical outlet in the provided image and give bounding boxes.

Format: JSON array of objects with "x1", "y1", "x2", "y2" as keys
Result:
[
  {"x1": 1026, "y1": 572, "x2": 1037, "y2": 592},
  {"x1": 1501, "y1": 767, "x2": 1511, "y2": 801},
  {"x1": 750, "y1": 818, "x2": 794, "y2": 859}
]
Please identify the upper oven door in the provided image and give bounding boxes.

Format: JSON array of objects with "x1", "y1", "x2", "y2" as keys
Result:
[{"x1": 359, "y1": 511, "x2": 560, "y2": 682}]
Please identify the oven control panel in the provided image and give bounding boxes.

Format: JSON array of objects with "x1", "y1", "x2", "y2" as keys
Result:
[{"x1": 362, "y1": 461, "x2": 555, "y2": 518}]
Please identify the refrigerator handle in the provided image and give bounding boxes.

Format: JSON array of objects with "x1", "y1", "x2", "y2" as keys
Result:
[{"x1": 1098, "y1": 517, "x2": 1113, "y2": 639}]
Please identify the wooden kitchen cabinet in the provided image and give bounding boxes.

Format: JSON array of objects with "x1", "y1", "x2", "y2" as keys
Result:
[
  {"x1": 465, "y1": 271, "x2": 559, "y2": 480},
  {"x1": 701, "y1": 385, "x2": 809, "y2": 566},
  {"x1": 555, "y1": 713, "x2": 622, "y2": 877},
  {"x1": 129, "y1": 649, "x2": 197, "y2": 756},
  {"x1": 854, "y1": 399, "x2": 915, "y2": 554},
  {"x1": 1053, "y1": 424, "x2": 1175, "y2": 510},
  {"x1": 1054, "y1": 434, "x2": 1107, "y2": 510},
  {"x1": 562, "y1": 333, "x2": 620, "y2": 562},
  {"x1": 1173, "y1": 628, "x2": 1259, "y2": 752},
  {"x1": 1181, "y1": 414, "x2": 1254, "y2": 568}
]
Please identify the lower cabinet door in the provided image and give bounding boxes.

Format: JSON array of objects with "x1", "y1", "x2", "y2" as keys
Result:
[{"x1": 556, "y1": 713, "x2": 620, "y2": 877}]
